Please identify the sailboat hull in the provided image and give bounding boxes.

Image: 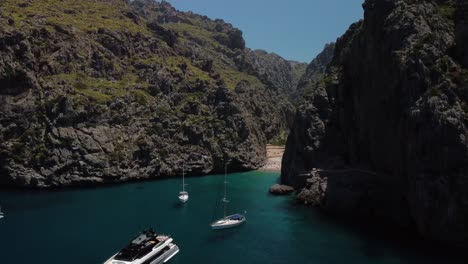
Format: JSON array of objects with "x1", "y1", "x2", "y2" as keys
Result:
[
  {"x1": 178, "y1": 195, "x2": 189, "y2": 203},
  {"x1": 211, "y1": 221, "x2": 244, "y2": 230},
  {"x1": 210, "y1": 215, "x2": 246, "y2": 230}
]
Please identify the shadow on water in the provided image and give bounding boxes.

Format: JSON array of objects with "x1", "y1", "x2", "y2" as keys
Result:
[
  {"x1": 0, "y1": 190, "x2": 75, "y2": 212},
  {"x1": 265, "y1": 170, "x2": 468, "y2": 263},
  {"x1": 274, "y1": 176, "x2": 282, "y2": 184},
  {"x1": 311, "y1": 210, "x2": 468, "y2": 264},
  {"x1": 172, "y1": 201, "x2": 186, "y2": 209},
  {"x1": 265, "y1": 187, "x2": 467, "y2": 263},
  {"x1": 205, "y1": 227, "x2": 244, "y2": 243},
  {"x1": 134, "y1": 184, "x2": 145, "y2": 191}
]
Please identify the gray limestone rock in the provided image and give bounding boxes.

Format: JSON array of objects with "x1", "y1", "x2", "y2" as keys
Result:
[{"x1": 283, "y1": 0, "x2": 468, "y2": 246}]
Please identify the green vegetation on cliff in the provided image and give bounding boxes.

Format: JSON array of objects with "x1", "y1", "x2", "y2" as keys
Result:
[
  {"x1": 438, "y1": 3, "x2": 456, "y2": 20},
  {"x1": 3, "y1": 0, "x2": 149, "y2": 33},
  {"x1": 0, "y1": 0, "x2": 301, "y2": 188}
]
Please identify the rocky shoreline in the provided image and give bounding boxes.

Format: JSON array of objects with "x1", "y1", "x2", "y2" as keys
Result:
[{"x1": 0, "y1": 0, "x2": 306, "y2": 188}]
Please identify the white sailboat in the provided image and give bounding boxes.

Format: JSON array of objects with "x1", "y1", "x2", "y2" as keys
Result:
[
  {"x1": 178, "y1": 164, "x2": 189, "y2": 203},
  {"x1": 210, "y1": 164, "x2": 246, "y2": 230},
  {"x1": 0, "y1": 206, "x2": 4, "y2": 219}
]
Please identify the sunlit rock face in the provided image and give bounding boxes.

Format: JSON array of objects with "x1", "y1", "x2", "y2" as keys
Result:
[{"x1": 0, "y1": 0, "x2": 301, "y2": 187}]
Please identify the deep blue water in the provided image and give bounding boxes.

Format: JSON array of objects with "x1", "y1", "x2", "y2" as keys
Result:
[{"x1": 0, "y1": 171, "x2": 464, "y2": 264}]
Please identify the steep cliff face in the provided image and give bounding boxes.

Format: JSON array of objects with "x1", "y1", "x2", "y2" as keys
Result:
[
  {"x1": 283, "y1": 0, "x2": 468, "y2": 245},
  {"x1": 241, "y1": 49, "x2": 307, "y2": 100},
  {"x1": 293, "y1": 43, "x2": 335, "y2": 101},
  {"x1": 0, "y1": 0, "x2": 297, "y2": 187},
  {"x1": 238, "y1": 49, "x2": 307, "y2": 133}
]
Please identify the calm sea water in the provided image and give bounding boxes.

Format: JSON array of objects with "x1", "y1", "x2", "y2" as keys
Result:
[{"x1": 0, "y1": 171, "x2": 464, "y2": 264}]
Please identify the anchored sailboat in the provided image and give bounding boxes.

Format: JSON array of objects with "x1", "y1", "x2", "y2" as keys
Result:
[
  {"x1": 178, "y1": 164, "x2": 189, "y2": 203},
  {"x1": 0, "y1": 206, "x2": 4, "y2": 219},
  {"x1": 210, "y1": 164, "x2": 246, "y2": 230}
]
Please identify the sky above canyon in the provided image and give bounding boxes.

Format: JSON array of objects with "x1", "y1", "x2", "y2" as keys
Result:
[{"x1": 166, "y1": 0, "x2": 364, "y2": 62}]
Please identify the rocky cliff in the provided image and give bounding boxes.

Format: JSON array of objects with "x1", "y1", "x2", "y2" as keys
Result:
[
  {"x1": 239, "y1": 49, "x2": 307, "y2": 137},
  {"x1": 0, "y1": 0, "x2": 299, "y2": 188},
  {"x1": 293, "y1": 43, "x2": 335, "y2": 101},
  {"x1": 241, "y1": 49, "x2": 307, "y2": 101},
  {"x1": 283, "y1": 0, "x2": 468, "y2": 246}
]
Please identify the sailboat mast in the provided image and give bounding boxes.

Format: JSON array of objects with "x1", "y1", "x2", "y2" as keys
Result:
[
  {"x1": 182, "y1": 164, "x2": 185, "y2": 192},
  {"x1": 223, "y1": 164, "x2": 227, "y2": 217}
]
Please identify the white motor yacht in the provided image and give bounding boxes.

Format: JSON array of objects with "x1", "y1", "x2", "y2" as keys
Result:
[{"x1": 104, "y1": 228, "x2": 179, "y2": 264}]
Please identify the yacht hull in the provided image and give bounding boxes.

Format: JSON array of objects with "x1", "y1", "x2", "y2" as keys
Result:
[
  {"x1": 162, "y1": 245, "x2": 179, "y2": 263},
  {"x1": 103, "y1": 230, "x2": 179, "y2": 264},
  {"x1": 146, "y1": 244, "x2": 179, "y2": 264},
  {"x1": 104, "y1": 245, "x2": 179, "y2": 264}
]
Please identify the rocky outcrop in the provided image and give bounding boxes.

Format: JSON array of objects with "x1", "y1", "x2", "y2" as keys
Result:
[
  {"x1": 269, "y1": 184, "x2": 294, "y2": 195},
  {"x1": 283, "y1": 0, "x2": 468, "y2": 246},
  {"x1": 0, "y1": 0, "x2": 296, "y2": 188}
]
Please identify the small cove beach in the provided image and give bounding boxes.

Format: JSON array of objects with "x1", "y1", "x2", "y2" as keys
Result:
[{"x1": 259, "y1": 145, "x2": 285, "y2": 172}]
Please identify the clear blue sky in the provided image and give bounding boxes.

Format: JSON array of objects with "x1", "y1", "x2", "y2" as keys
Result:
[{"x1": 166, "y1": 0, "x2": 364, "y2": 63}]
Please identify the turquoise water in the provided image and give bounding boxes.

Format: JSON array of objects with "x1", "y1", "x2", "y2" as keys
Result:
[{"x1": 0, "y1": 171, "x2": 464, "y2": 264}]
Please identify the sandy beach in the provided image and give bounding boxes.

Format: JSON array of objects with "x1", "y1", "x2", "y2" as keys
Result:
[{"x1": 259, "y1": 144, "x2": 285, "y2": 171}]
